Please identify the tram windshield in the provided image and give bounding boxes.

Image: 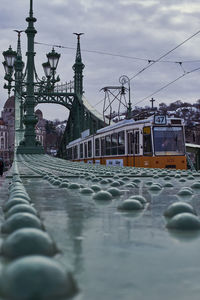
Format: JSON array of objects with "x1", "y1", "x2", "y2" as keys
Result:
[{"x1": 153, "y1": 126, "x2": 185, "y2": 155}]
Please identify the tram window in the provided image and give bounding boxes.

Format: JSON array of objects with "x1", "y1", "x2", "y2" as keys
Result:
[
  {"x1": 80, "y1": 143, "x2": 83, "y2": 158},
  {"x1": 127, "y1": 130, "x2": 139, "y2": 155},
  {"x1": 67, "y1": 148, "x2": 72, "y2": 160},
  {"x1": 101, "y1": 137, "x2": 105, "y2": 156},
  {"x1": 95, "y1": 138, "x2": 100, "y2": 156},
  {"x1": 118, "y1": 131, "x2": 125, "y2": 155},
  {"x1": 105, "y1": 135, "x2": 111, "y2": 155},
  {"x1": 127, "y1": 132, "x2": 134, "y2": 154},
  {"x1": 72, "y1": 147, "x2": 74, "y2": 159},
  {"x1": 88, "y1": 140, "x2": 92, "y2": 157},
  {"x1": 143, "y1": 127, "x2": 152, "y2": 155},
  {"x1": 111, "y1": 133, "x2": 118, "y2": 155},
  {"x1": 135, "y1": 131, "x2": 140, "y2": 154},
  {"x1": 84, "y1": 142, "x2": 88, "y2": 158},
  {"x1": 74, "y1": 146, "x2": 78, "y2": 159},
  {"x1": 153, "y1": 126, "x2": 185, "y2": 155}
]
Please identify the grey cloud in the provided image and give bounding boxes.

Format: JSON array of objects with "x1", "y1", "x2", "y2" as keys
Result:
[{"x1": 0, "y1": 0, "x2": 200, "y2": 120}]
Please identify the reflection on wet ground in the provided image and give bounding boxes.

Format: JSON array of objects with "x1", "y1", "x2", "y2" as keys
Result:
[{"x1": 4, "y1": 155, "x2": 200, "y2": 300}]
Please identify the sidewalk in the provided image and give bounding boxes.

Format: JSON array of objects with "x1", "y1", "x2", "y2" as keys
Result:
[{"x1": 0, "y1": 172, "x2": 8, "y2": 187}]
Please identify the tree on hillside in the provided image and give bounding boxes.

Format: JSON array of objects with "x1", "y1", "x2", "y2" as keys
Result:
[
  {"x1": 181, "y1": 102, "x2": 192, "y2": 107},
  {"x1": 195, "y1": 99, "x2": 200, "y2": 110},
  {"x1": 159, "y1": 102, "x2": 167, "y2": 113},
  {"x1": 168, "y1": 100, "x2": 183, "y2": 111}
]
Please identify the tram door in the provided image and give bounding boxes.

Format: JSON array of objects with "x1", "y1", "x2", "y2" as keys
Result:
[{"x1": 127, "y1": 130, "x2": 140, "y2": 167}]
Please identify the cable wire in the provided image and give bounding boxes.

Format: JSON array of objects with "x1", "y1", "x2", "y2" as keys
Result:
[
  {"x1": 34, "y1": 31, "x2": 200, "y2": 109},
  {"x1": 134, "y1": 65, "x2": 200, "y2": 106},
  {"x1": 129, "y1": 30, "x2": 200, "y2": 81},
  {"x1": 94, "y1": 97, "x2": 105, "y2": 107},
  {"x1": 35, "y1": 41, "x2": 149, "y2": 61},
  {"x1": 35, "y1": 38, "x2": 200, "y2": 65}
]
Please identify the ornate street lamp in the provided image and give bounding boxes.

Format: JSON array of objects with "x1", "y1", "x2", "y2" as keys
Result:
[
  {"x1": 3, "y1": 46, "x2": 17, "y2": 68},
  {"x1": 42, "y1": 48, "x2": 60, "y2": 87},
  {"x1": 47, "y1": 48, "x2": 60, "y2": 70},
  {"x1": 2, "y1": 61, "x2": 10, "y2": 76},
  {"x1": 42, "y1": 62, "x2": 51, "y2": 79},
  {"x1": 2, "y1": 0, "x2": 61, "y2": 154},
  {"x1": 2, "y1": 46, "x2": 17, "y2": 94}
]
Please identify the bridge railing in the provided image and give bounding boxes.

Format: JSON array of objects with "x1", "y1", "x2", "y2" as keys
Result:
[
  {"x1": 20, "y1": 81, "x2": 75, "y2": 94},
  {"x1": 54, "y1": 81, "x2": 74, "y2": 93}
]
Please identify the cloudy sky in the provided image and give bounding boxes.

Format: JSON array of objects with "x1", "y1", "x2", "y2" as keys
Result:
[{"x1": 1, "y1": 0, "x2": 200, "y2": 121}]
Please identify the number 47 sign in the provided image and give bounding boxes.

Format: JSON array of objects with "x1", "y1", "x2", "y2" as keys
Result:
[{"x1": 154, "y1": 115, "x2": 166, "y2": 125}]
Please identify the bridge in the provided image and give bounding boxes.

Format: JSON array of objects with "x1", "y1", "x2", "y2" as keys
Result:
[
  {"x1": 1, "y1": 1, "x2": 200, "y2": 300},
  {"x1": 12, "y1": 28, "x2": 106, "y2": 158}
]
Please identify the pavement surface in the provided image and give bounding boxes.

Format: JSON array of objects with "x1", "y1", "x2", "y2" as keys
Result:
[{"x1": 1, "y1": 154, "x2": 200, "y2": 300}]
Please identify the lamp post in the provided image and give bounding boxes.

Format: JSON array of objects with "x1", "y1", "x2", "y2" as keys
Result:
[
  {"x1": 2, "y1": 46, "x2": 17, "y2": 95},
  {"x1": 2, "y1": 0, "x2": 61, "y2": 154}
]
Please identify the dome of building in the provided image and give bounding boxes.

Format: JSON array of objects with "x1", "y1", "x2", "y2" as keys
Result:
[
  {"x1": 35, "y1": 109, "x2": 43, "y2": 119},
  {"x1": 4, "y1": 96, "x2": 15, "y2": 109}
]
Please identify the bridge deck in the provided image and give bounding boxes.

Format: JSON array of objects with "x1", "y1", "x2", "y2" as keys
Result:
[{"x1": 1, "y1": 155, "x2": 200, "y2": 300}]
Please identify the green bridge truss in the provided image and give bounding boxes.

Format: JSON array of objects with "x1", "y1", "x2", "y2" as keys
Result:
[
  {"x1": 36, "y1": 35, "x2": 105, "y2": 158},
  {"x1": 29, "y1": 35, "x2": 105, "y2": 158}
]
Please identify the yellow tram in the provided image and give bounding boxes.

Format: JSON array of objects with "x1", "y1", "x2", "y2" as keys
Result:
[{"x1": 66, "y1": 115, "x2": 187, "y2": 169}]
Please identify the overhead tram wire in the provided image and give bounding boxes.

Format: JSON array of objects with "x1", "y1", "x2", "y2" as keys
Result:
[
  {"x1": 94, "y1": 97, "x2": 106, "y2": 107},
  {"x1": 35, "y1": 31, "x2": 200, "y2": 109},
  {"x1": 34, "y1": 40, "x2": 200, "y2": 65},
  {"x1": 35, "y1": 41, "x2": 148, "y2": 62},
  {"x1": 128, "y1": 29, "x2": 200, "y2": 81},
  {"x1": 134, "y1": 65, "x2": 200, "y2": 106},
  {"x1": 90, "y1": 65, "x2": 200, "y2": 109}
]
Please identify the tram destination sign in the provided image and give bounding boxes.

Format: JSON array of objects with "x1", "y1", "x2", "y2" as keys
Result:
[{"x1": 154, "y1": 115, "x2": 166, "y2": 125}]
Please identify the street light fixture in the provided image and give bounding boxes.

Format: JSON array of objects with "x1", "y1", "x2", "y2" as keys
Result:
[
  {"x1": 2, "y1": 46, "x2": 17, "y2": 90},
  {"x1": 2, "y1": 48, "x2": 17, "y2": 95},
  {"x1": 47, "y1": 48, "x2": 60, "y2": 70},
  {"x1": 42, "y1": 62, "x2": 51, "y2": 79},
  {"x1": 2, "y1": 61, "x2": 10, "y2": 76},
  {"x1": 3, "y1": 46, "x2": 17, "y2": 68}
]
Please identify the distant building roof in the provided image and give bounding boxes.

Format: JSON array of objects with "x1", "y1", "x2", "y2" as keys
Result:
[{"x1": 4, "y1": 96, "x2": 15, "y2": 109}]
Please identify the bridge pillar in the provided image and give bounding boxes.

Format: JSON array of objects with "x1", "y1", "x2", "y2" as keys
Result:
[{"x1": 17, "y1": 0, "x2": 44, "y2": 154}]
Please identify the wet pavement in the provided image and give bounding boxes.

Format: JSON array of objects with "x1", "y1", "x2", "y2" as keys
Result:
[
  {"x1": 2, "y1": 155, "x2": 200, "y2": 300},
  {"x1": 0, "y1": 173, "x2": 7, "y2": 187}
]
